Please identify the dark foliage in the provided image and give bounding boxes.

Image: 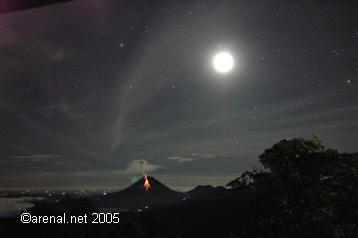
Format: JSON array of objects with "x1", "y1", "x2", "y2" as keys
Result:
[{"x1": 227, "y1": 137, "x2": 358, "y2": 238}]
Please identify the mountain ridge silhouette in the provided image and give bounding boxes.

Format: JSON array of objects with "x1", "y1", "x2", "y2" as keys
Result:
[{"x1": 98, "y1": 176, "x2": 183, "y2": 209}]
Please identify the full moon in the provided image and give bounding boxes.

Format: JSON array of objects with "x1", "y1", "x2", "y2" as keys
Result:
[{"x1": 212, "y1": 51, "x2": 234, "y2": 73}]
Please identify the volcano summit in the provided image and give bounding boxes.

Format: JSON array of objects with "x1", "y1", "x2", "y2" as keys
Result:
[{"x1": 98, "y1": 176, "x2": 183, "y2": 210}]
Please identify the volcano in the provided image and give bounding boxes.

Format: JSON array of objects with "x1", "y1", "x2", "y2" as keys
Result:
[
  {"x1": 121, "y1": 176, "x2": 173, "y2": 193},
  {"x1": 98, "y1": 176, "x2": 183, "y2": 209}
]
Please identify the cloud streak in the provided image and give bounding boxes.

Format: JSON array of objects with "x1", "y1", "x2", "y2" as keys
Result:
[
  {"x1": 168, "y1": 153, "x2": 216, "y2": 163},
  {"x1": 10, "y1": 154, "x2": 61, "y2": 162},
  {"x1": 168, "y1": 156, "x2": 194, "y2": 163}
]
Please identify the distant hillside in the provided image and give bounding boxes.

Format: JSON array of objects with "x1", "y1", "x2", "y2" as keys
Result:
[{"x1": 187, "y1": 185, "x2": 229, "y2": 200}]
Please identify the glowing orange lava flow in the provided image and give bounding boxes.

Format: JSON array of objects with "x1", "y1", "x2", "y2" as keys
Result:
[{"x1": 144, "y1": 175, "x2": 151, "y2": 192}]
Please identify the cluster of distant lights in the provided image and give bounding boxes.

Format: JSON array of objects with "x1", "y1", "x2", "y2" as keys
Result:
[{"x1": 0, "y1": 189, "x2": 112, "y2": 197}]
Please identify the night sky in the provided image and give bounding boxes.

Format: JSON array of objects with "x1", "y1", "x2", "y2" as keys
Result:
[{"x1": 0, "y1": 0, "x2": 357, "y2": 191}]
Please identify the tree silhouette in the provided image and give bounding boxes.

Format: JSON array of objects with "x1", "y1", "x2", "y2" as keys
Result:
[{"x1": 227, "y1": 137, "x2": 358, "y2": 238}]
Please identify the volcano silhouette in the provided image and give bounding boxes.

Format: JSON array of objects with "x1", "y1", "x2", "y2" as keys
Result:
[
  {"x1": 122, "y1": 176, "x2": 174, "y2": 193},
  {"x1": 98, "y1": 176, "x2": 183, "y2": 209}
]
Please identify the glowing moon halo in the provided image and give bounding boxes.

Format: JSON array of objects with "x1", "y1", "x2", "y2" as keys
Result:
[{"x1": 212, "y1": 51, "x2": 234, "y2": 73}]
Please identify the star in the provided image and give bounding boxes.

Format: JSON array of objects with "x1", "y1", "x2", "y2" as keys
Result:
[
  {"x1": 330, "y1": 49, "x2": 339, "y2": 56},
  {"x1": 144, "y1": 25, "x2": 150, "y2": 33}
]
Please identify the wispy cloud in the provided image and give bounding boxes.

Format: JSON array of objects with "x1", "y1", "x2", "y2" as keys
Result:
[
  {"x1": 168, "y1": 153, "x2": 216, "y2": 163},
  {"x1": 10, "y1": 154, "x2": 61, "y2": 162},
  {"x1": 168, "y1": 156, "x2": 194, "y2": 163},
  {"x1": 125, "y1": 159, "x2": 163, "y2": 174}
]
